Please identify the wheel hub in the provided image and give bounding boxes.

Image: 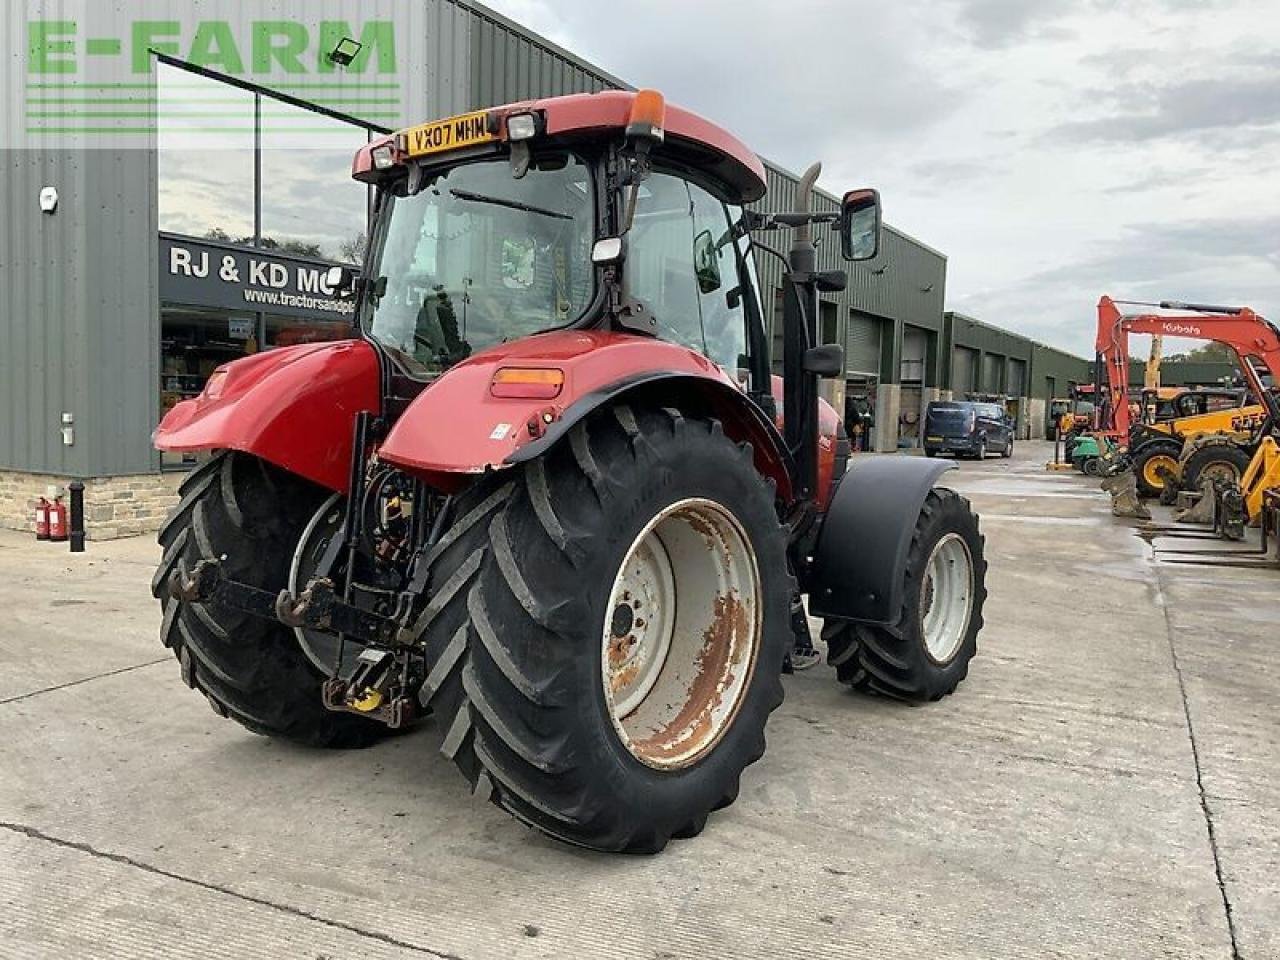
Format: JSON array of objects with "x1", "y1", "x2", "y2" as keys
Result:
[
  {"x1": 1144, "y1": 454, "x2": 1177, "y2": 487},
  {"x1": 289, "y1": 493, "x2": 366, "y2": 675},
  {"x1": 602, "y1": 498, "x2": 762, "y2": 770},
  {"x1": 920, "y1": 532, "x2": 974, "y2": 665}
]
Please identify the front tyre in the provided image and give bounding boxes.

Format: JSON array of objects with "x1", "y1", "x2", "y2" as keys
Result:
[
  {"x1": 823, "y1": 488, "x2": 986, "y2": 701},
  {"x1": 1131, "y1": 439, "x2": 1183, "y2": 498},
  {"x1": 411, "y1": 405, "x2": 791, "y2": 853}
]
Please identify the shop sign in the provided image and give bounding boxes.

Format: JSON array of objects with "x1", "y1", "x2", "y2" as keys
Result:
[{"x1": 160, "y1": 234, "x2": 358, "y2": 320}]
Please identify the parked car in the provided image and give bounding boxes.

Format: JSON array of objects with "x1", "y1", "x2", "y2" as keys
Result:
[{"x1": 923, "y1": 400, "x2": 1013, "y2": 459}]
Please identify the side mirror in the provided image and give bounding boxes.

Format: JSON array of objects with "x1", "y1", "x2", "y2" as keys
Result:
[
  {"x1": 693, "y1": 228, "x2": 721, "y2": 294},
  {"x1": 325, "y1": 264, "x2": 357, "y2": 299},
  {"x1": 840, "y1": 188, "x2": 882, "y2": 262},
  {"x1": 803, "y1": 343, "x2": 844, "y2": 378}
]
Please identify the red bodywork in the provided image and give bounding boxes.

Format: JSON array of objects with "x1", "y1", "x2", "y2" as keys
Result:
[
  {"x1": 153, "y1": 332, "x2": 846, "y2": 506},
  {"x1": 354, "y1": 90, "x2": 768, "y2": 203},
  {"x1": 155, "y1": 341, "x2": 380, "y2": 492},
  {"x1": 1094, "y1": 296, "x2": 1280, "y2": 440}
]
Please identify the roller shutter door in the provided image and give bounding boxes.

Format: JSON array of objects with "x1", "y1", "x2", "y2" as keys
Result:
[
  {"x1": 846, "y1": 310, "x2": 882, "y2": 376},
  {"x1": 1008, "y1": 358, "x2": 1027, "y2": 396},
  {"x1": 982, "y1": 353, "x2": 1003, "y2": 393},
  {"x1": 953, "y1": 347, "x2": 978, "y2": 395}
]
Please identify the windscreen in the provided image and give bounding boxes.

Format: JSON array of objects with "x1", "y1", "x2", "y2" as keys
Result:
[{"x1": 364, "y1": 154, "x2": 594, "y2": 374}]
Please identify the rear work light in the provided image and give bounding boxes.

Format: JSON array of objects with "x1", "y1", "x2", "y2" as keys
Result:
[
  {"x1": 371, "y1": 143, "x2": 396, "y2": 169},
  {"x1": 490, "y1": 367, "x2": 564, "y2": 399}
]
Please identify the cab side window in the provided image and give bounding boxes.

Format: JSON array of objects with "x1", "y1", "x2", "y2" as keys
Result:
[{"x1": 627, "y1": 172, "x2": 748, "y2": 376}]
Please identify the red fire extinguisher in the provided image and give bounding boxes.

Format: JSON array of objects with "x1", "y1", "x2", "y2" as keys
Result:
[
  {"x1": 49, "y1": 496, "x2": 69, "y2": 542},
  {"x1": 35, "y1": 497, "x2": 51, "y2": 541}
]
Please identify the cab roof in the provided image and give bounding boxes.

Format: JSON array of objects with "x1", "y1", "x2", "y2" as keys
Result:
[{"x1": 353, "y1": 90, "x2": 768, "y2": 204}]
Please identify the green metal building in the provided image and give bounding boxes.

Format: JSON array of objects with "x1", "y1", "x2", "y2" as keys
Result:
[{"x1": 943, "y1": 313, "x2": 1092, "y2": 439}]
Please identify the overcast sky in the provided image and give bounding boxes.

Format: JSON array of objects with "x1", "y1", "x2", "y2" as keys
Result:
[{"x1": 485, "y1": 0, "x2": 1280, "y2": 359}]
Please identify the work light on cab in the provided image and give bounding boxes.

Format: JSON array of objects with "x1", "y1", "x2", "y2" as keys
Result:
[
  {"x1": 505, "y1": 112, "x2": 538, "y2": 141},
  {"x1": 370, "y1": 143, "x2": 396, "y2": 170}
]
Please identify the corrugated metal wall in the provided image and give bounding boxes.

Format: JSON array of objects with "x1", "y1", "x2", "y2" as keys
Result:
[{"x1": 0, "y1": 146, "x2": 158, "y2": 476}]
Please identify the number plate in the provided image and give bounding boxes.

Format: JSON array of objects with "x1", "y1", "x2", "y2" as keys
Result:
[
  {"x1": 927, "y1": 436, "x2": 943, "y2": 442},
  {"x1": 402, "y1": 111, "x2": 496, "y2": 158}
]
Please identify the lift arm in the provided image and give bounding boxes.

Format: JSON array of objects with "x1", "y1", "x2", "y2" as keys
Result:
[{"x1": 1094, "y1": 295, "x2": 1280, "y2": 440}]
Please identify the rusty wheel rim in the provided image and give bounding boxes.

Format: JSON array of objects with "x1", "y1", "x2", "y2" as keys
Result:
[
  {"x1": 602, "y1": 498, "x2": 762, "y2": 771},
  {"x1": 1200, "y1": 461, "x2": 1241, "y2": 485}
]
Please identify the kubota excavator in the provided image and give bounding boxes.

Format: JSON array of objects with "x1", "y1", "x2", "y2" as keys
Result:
[{"x1": 1093, "y1": 295, "x2": 1280, "y2": 511}]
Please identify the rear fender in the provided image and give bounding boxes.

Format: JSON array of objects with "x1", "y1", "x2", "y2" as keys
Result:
[
  {"x1": 376, "y1": 330, "x2": 793, "y2": 500},
  {"x1": 153, "y1": 340, "x2": 380, "y2": 492},
  {"x1": 806, "y1": 457, "x2": 956, "y2": 623}
]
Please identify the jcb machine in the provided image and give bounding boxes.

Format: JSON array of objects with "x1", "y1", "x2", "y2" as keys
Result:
[
  {"x1": 152, "y1": 91, "x2": 987, "y2": 853},
  {"x1": 1128, "y1": 388, "x2": 1261, "y2": 497},
  {"x1": 1093, "y1": 295, "x2": 1280, "y2": 505}
]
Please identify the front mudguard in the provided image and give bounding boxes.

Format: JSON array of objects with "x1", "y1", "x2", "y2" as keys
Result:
[{"x1": 806, "y1": 457, "x2": 957, "y2": 624}]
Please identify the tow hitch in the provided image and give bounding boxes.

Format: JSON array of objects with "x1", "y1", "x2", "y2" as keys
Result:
[
  {"x1": 168, "y1": 559, "x2": 404, "y2": 646},
  {"x1": 167, "y1": 558, "x2": 419, "y2": 727}
]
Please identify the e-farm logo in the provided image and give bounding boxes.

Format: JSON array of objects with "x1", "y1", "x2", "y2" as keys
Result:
[{"x1": 24, "y1": 17, "x2": 400, "y2": 137}]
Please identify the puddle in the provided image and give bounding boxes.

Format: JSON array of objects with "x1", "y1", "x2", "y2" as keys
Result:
[{"x1": 980, "y1": 514, "x2": 1105, "y2": 526}]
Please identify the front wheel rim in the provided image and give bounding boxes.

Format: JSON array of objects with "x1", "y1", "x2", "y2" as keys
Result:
[
  {"x1": 601, "y1": 498, "x2": 762, "y2": 771},
  {"x1": 920, "y1": 533, "x2": 974, "y2": 664}
]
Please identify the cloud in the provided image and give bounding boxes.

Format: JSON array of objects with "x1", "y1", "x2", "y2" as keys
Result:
[
  {"x1": 952, "y1": 0, "x2": 1075, "y2": 48},
  {"x1": 1052, "y1": 76, "x2": 1280, "y2": 142},
  {"x1": 952, "y1": 214, "x2": 1280, "y2": 354}
]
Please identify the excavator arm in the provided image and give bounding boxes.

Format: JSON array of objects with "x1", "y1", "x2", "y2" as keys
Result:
[{"x1": 1094, "y1": 295, "x2": 1280, "y2": 441}]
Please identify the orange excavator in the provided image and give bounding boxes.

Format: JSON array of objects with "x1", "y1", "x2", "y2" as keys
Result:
[{"x1": 1093, "y1": 296, "x2": 1280, "y2": 521}]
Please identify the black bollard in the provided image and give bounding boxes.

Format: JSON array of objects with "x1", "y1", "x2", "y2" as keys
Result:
[{"x1": 68, "y1": 480, "x2": 85, "y2": 553}]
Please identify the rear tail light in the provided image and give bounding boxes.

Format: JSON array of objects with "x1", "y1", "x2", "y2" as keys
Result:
[{"x1": 490, "y1": 367, "x2": 564, "y2": 399}]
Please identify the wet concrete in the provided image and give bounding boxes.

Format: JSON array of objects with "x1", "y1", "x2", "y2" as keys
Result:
[{"x1": 0, "y1": 441, "x2": 1275, "y2": 959}]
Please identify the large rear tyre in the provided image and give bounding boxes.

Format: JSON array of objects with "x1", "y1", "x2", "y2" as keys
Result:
[
  {"x1": 409, "y1": 405, "x2": 790, "y2": 853},
  {"x1": 1180, "y1": 438, "x2": 1251, "y2": 490},
  {"x1": 823, "y1": 488, "x2": 986, "y2": 701},
  {"x1": 151, "y1": 452, "x2": 387, "y2": 748},
  {"x1": 1131, "y1": 440, "x2": 1183, "y2": 498}
]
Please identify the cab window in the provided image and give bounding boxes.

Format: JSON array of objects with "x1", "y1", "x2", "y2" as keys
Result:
[{"x1": 627, "y1": 172, "x2": 748, "y2": 377}]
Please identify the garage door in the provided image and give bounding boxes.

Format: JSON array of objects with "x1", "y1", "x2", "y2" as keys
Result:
[
  {"x1": 982, "y1": 353, "x2": 1004, "y2": 393},
  {"x1": 1008, "y1": 358, "x2": 1027, "y2": 396},
  {"x1": 953, "y1": 347, "x2": 978, "y2": 394},
  {"x1": 847, "y1": 310, "x2": 882, "y2": 376}
]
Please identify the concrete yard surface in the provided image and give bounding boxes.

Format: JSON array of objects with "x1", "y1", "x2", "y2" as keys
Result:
[{"x1": 1, "y1": 441, "x2": 1276, "y2": 959}]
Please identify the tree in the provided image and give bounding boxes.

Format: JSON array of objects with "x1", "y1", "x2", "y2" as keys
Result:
[
  {"x1": 1166, "y1": 342, "x2": 1234, "y2": 363},
  {"x1": 339, "y1": 232, "x2": 367, "y2": 264}
]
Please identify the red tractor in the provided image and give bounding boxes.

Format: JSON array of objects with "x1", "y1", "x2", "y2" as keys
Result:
[{"x1": 153, "y1": 89, "x2": 987, "y2": 853}]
